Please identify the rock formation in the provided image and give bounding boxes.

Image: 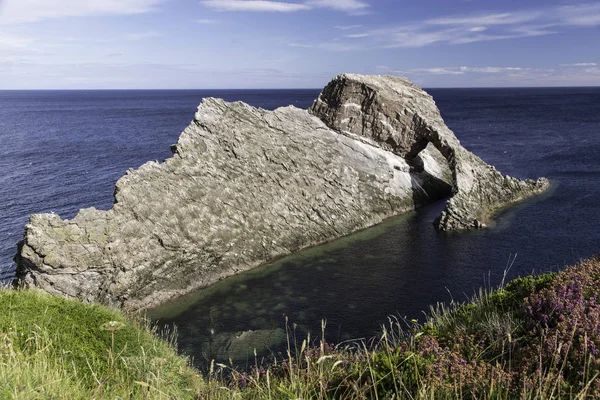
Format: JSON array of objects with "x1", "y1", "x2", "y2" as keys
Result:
[
  {"x1": 15, "y1": 74, "x2": 548, "y2": 310},
  {"x1": 310, "y1": 74, "x2": 549, "y2": 230}
]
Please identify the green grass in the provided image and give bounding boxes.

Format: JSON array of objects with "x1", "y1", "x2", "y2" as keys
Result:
[
  {"x1": 197, "y1": 258, "x2": 600, "y2": 399},
  {"x1": 0, "y1": 289, "x2": 203, "y2": 399},
  {"x1": 3, "y1": 258, "x2": 600, "y2": 399}
]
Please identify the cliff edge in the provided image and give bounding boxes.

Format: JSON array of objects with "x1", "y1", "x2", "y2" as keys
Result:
[{"x1": 15, "y1": 74, "x2": 548, "y2": 310}]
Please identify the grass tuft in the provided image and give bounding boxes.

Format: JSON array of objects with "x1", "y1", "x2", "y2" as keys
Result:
[
  {"x1": 197, "y1": 257, "x2": 600, "y2": 399},
  {"x1": 0, "y1": 288, "x2": 203, "y2": 399}
]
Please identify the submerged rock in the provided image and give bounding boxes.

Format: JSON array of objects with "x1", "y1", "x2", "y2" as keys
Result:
[
  {"x1": 15, "y1": 74, "x2": 547, "y2": 310},
  {"x1": 192, "y1": 328, "x2": 287, "y2": 365}
]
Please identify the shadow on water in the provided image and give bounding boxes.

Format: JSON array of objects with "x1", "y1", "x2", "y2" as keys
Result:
[
  {"x1": 148, "y1": 208, "x2": 437, "y2": 322},
  {"x1": 149, "y1": 201, "x2": 446, "y2": 369},
  {"x1": 149, "y1": 193, "x2": 534, "y2": 371},
  {"x1": 151, "y1": 174, "x2": 572, "y2": 372}
]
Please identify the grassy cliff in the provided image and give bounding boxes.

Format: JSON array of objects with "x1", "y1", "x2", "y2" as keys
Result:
[
  {"x1": 0, "y1": 289, "x2": 203, "y2": 399},
  {"x1": 2, "y1": 257, "x2": 600, "y2": 399}
]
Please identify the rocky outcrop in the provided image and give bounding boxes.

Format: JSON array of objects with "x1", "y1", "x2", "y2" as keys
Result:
[
  {"x1": 310, "y1": 74, "x2": 549, "y2": 230},
  {"x1": 15, "y1": 74, "x2": 547, "y2": 310}
]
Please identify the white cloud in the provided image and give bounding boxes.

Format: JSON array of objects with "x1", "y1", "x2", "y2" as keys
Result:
[
  {"x1": 426, "y1": 12, "x2": 542, "y2": 26},
  {"x1": 288, "y1": 43, "x2": 313, "y2": 48},
  {"x1": 388, "y1": 63, "x2": 600, "y2": 81},
  {"x1": 0, "y1": 33, "x2": 36, "y2": 49},
  {"x1": 0, "y1": 33, "x2": 45, "y2": 61},
  {"x1": 0, "y1": 55, "x2": 28, "y2": 64},
  {"x1": 395, "y1": 66, "x2": 529, "y2": 75},
  {"x1": 346, "y1": 32, "x2": 370, "y2": 38},
  {"x1": 201, "y1": 0, "x2": 368, "y2": 13},
  {"x1": 558, "y1": 3, "x2": 600, "y2": 26},
  {"x1": 560, "y1": 62, "x2": 597, "y2": 67},
  {"x1": 583, "y1": 67, "x2": 600, "y2": 74},
  {"x1": 344, "y1": 4, "x2": 594, "y2": 49},
  {"x1": 346, "y1": 3, "x2": 600, "y2": 49},
  {"x1": 461, "y1": 66, "x2": 524, "y2": 73},
  {"x1": 306, "y1": 0, "x2": 368, "y2": 12},
  {"x1": 0, "y1": 0, "x2": 164, "y2": 24},
  {"x1": 196, "y1": 18, "x2": 219, "y2": 24},
  {"x1": 201, "y1": 0, "x2": 311, "y2": 12},
  {"x1": 425, "y1": 4, "x2": 600, "y2": 31},
  {"x1": 385, "y1": 30, "x2": 451, "y2": 47},
  {"x1": 449, "y1": 30, "x2": 550, "y2": 45},
  {"x1": 335, "y1": 24, "x2": 362, "y2": 30},
  {"x1": 414, "y1": 68, "x2": 466, "y2": 75},
  {"x1": 365, "y1": 26, "x2": 539, "y2": 48},
  {"x1": 287, "y1": 40, "x2": 360, "y2": 51},
  {"x1": 510, "y1": 24, "x2": 556, "y2": 37}
]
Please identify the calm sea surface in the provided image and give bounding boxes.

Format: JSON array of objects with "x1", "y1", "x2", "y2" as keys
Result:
[{"x1": 1, "y1": 88, "x2": 599, "y2": 369}]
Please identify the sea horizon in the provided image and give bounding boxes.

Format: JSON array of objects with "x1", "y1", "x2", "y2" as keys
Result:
[{"x1": 1, "y1": 85, "x2": 600, "y2": 92}]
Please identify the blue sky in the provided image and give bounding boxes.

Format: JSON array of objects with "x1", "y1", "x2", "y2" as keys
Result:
[{"x1": 0, "y1": 0, "x2": 599, "y2": 89}]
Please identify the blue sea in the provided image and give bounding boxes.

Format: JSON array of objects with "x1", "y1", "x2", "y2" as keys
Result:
[{"x1": 1, "y1": 87, "x2": 599, "y2": 367}]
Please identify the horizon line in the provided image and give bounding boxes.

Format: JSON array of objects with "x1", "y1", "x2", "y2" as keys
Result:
[{"x1": 1, "y1": 85, "x2": 600, "y2": 91}]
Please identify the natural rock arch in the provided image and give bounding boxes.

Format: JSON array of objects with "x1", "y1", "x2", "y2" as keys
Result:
[
  {"x1": 15, "y1": 73, "x2": 548, "y2": 310},
  {"x1": 310, "y1": 74, "x2": 549, "y2": 230}
]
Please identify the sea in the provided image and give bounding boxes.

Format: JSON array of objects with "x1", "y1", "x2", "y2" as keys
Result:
[{"x1": 1, "y1": 87, "x2": 599, "y2": 369}]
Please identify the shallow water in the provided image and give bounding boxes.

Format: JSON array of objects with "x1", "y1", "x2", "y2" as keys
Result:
[
  {"x1": 150, "y1": 87, "x2": 600, "y2": 369},
  {"x1": 1, "y1": 87, "x2": 599, "y2": 370}
]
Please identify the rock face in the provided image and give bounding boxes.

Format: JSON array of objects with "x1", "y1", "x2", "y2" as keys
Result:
[
  {"x1": 310, "y1": 74, "x2": 549, "y2": 230},
  {"x1": 15, "y1": 74, "x2": 547, "y2": 310}
]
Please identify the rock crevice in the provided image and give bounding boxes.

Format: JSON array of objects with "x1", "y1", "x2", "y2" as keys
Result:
[{"x1": 15, "y1": 74, "x2": 547, "y2": 310}]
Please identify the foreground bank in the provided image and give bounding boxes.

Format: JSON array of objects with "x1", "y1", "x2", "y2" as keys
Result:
[
  {"x1": 3, "y1": 257, "x2": 599, "y2": 399},
  {"x1": 197, "y1": 256, "x2": 600, "y2": 399},
  {"x1": 15, "y1": 74, "x2": 548, "y2": 311},
  {"x1": 0, "y1": 289, "x2": 203, "y2": 399}
]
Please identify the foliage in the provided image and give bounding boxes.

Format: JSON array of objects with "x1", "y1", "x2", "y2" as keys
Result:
[
  {"x1": 4, "y1": 257, "x2": 600, "y2": 399},
  {"x1": 198, "y1": 257, "x2": 600, "y2": 399},
  {"x1": 0, "y1": 289, "x2": 203, "y2": 399}
]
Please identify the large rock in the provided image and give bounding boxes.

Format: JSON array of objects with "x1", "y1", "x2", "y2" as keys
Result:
[
  {"x1": 310, "y1": 74, "x2": 549, "y2": 230},
  {"x1": 15, "y1": 74, "x2": 547, "y2": 310}
]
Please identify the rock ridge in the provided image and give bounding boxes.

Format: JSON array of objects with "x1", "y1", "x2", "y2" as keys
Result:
[{"x1": 15, "y1": 74, "x2": 547, "y2": 310}]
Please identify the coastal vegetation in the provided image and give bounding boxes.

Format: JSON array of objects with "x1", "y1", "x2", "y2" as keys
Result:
[
  {"x1": 0, "y1": 290, "x2": 202, "y2": 399},
  {"x1": 197, "y1": 256, "x2": 600, "y2": 399},
  {"x1": 2, "y1": 256, "x2": 600, "y2": 399}
]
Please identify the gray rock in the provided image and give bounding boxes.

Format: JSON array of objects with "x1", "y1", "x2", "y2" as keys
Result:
[
  {"x1": 310, "y1": 74, "x2": 549, "y2": 230},
  {"x1": 15, "y1": 74, "x2": 547, "y2": 310}
]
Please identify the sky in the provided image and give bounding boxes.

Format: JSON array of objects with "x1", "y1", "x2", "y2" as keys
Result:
[{"x1": 0, "y1": 0, "x2": 599, "y2": 89}]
